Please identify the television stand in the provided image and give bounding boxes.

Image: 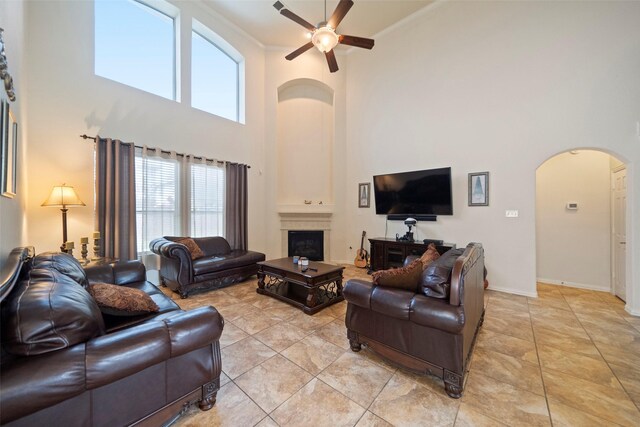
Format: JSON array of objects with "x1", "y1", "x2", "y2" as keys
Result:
[{"x1": 368, "y1": 237, "x2": 455, "y2": 271}]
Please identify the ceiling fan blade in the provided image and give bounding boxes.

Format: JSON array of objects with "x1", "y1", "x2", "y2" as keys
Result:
[
  {"x1": 285, "y1": 42, "x2": 315, "y2": 61},
  {"x1": 325, "y1": 50, "x2": 339, "y2": 73},
  {"x1": 273, "y1": 2, "x2": 316, "y2": 32},
  {"x1": 328, "y1": 0, "x2": 354, "y2": 29},
  {"x1": 339, "y1": 35, "x2": 375, "y2": 50}
]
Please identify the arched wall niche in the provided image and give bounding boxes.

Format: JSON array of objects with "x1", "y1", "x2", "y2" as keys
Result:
[{"x1": 276, "y1": 78, "x2": 335, "y2": 206}]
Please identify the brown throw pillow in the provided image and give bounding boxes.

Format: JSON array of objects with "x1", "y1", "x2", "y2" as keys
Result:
[
  {"x1": 89, "y1": 283, "x2": 160, "y2": 316},
  {"x1": 419, "y1": 243, "x2": 441, "y2": 268},
  {"x1": 371, "y1": 259, "x2": 423, "y2": 292},
  {"x1": 176, "y1": 238, "x2": 205, "y2": 260}
]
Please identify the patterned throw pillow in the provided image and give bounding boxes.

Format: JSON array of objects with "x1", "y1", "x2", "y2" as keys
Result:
[
  {"x1": 176, "y1": 238, "x2": 205, "y2": 260},
  {"x1": 371, "y1": 259, "x2": 424, "y2": 292},
  {"x1": 419, "y1": 243, "x2": 441, "y2": 268},
  {"x1": 89, "y1": 283, "x2": 160, "y2": 316}
]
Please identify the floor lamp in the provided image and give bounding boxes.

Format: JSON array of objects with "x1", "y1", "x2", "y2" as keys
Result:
[{"x1": 41, "y1": 184, "x2": 86, "y2": 252}]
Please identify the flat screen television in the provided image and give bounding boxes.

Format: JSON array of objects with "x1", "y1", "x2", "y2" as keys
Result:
[{"x1": 373, "y1": 167, "x2": 453, "y2": 216}]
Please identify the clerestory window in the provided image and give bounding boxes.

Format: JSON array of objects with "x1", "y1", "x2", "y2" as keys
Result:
[
  {"x1": 191, "y1": 20, "x2": 243, "y2": 122},
  {"x1": 95, "y1": 0, "x2": 177, "y2": 100}
]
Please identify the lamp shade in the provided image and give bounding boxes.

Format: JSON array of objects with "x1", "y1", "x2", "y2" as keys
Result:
[{"x1": 41, "y1": 185, "x2": 86, "y2": 208}]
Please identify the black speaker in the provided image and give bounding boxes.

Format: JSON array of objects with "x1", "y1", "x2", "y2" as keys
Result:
[
  {"x1": 423, "y1": 239, "x2": 444, "y2": 246},
  {"x1": 387, "y1": 214, "x2": 437, "y2": 222}
]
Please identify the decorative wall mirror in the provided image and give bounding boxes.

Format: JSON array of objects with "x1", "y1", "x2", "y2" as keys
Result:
[{"x1": 1, "y1": 27, "x2": 18, "y2": 198}]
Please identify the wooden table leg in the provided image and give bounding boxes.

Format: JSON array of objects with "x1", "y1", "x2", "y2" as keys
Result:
[
  {"x1": 336, "y1": 278, "x2": 343, "y2": 297},
  {"x1": 306, "y1": 287, "x2": 318, "y2": 308},
  {"x1": 257, "y1": 271, "x2": 265, "y2": 290}
]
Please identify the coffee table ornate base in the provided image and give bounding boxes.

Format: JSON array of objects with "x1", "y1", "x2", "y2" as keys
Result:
[{"x1": 257, "y1": 259, "x2": 344, "y2": 315}]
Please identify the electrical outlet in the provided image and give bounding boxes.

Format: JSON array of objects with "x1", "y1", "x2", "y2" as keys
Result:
[{"x1": 505, "y1": 210, "x2": 519, "y2": 218}]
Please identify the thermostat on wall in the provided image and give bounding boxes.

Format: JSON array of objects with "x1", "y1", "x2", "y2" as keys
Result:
[{"x1": 566, "y1": 202, "x2": 578, "y2": 210}]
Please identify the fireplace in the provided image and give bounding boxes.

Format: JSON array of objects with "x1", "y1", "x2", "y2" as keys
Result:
[{"x1": 288, "y1": 230, "x2": 324, "y2": 261}]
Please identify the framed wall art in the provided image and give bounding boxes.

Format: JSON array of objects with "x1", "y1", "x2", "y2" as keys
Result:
[
  {"x1": 468, "y1": 172, "x2": 489, "y2": 206},
  {"x1": 358, "y1": 182, "x2": 370, "y2": 208}
]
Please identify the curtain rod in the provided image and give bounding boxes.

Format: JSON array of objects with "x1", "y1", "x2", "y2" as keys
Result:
[{"x1": 79, "y1": 134, "x2": 250, "y2": 168}]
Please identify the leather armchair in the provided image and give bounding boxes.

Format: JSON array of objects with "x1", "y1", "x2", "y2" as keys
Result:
[
  {"x1": 343, "y1": 243, "x2": 485, "y2": 398},
  {"x1": 150, "y1": 236, "x2": 265, "y2": 298}
]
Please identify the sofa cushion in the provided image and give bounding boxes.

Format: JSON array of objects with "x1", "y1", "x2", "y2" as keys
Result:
[
  {"x1": 370, "y1": 286, "x2": 415, "y2": 320},
  {"x1": 1, "y1": 268, "x2": 105, "y2": 356},
  {"x1": 410, "y1": 294, "x2": 465, "y2": 333},
  {"x1": 420, "y1": 248, "x2": 465, "y2": 299},
  {"x1": 0, "y1": 344, "x2": 88, "y2": 423},
  {"x1": 31, "y1": 252, "x2": 90, "y2": 289},
  {"x1": 371, "y1": 259, "x2": 423, "y2": 292},
  {"x1": 418, "y1": 243, "x2": 441, "y2": 268},
  {"x1": 175, "y1": 238, "x2": 205, "y2": 260},
  {"x1": 343, "y1": 279, "x2": 375, "y2": 309},
  {"x1": 192, "y1": 250, "x2": 265, "y2": 276},
  {"x1": 192, "y1": 236, "x2": 232, "y2": 256},
  {"x1": 89, "y1": 283, "x2": 160, "y2": 316}
]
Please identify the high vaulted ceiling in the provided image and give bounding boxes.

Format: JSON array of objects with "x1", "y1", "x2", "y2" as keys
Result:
[{"x1": 201, "y1": 0, "x2": 435, "y2": 48}]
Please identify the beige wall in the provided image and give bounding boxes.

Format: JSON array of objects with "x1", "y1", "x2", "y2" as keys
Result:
[
  {"x1": 345, "y1": 0, "x2": 640, "y2": 312},
  {"x1": 23, "y1": 0, "x2": 267, "y2": 255},
  {"x1": 7, "y1": 0, "x2": 640, "y2": 314},
  {"x1": 0, "y1": 0, "x2": 28, "y2": 268},
  {"x1": 536, "y1": 151, "x2": 613, "y2": 290},
  {"x1": 264, "y1": 50, "x2": 348, "y2": 262}
]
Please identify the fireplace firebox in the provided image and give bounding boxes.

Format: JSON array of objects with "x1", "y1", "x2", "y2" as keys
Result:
[{"x1": 288, "y1": 230, "x2": 324, "y2": 261}]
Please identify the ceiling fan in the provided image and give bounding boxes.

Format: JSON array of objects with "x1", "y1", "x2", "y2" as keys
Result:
[{"x1": 273, "y1": 0, "x2": 375, "y2": 73}]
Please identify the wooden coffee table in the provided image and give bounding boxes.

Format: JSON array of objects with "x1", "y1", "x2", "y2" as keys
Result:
[{"x1": 256, "y1": 258, "x2": 345, "y2": 315}]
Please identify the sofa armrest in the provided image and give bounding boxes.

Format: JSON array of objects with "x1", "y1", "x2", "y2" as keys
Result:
[
  {"x1": 450, "y1": 243, "x2": 484, "y2": 307},
  {"x1": 163, "y1": 306, "x2": 224, "y2": 357},
  {"x1": 85, "y1": 260, "x2": 147, "y2": 285},
  {"x1": 149, "y1": 238, "x2": 193, "y2": 287},
  {"x1": 86, "y1": 306, "x2": 223, "y2": 389},
  {"x1": 343, "y1": 279, "x2": 375, "y2": 309}
]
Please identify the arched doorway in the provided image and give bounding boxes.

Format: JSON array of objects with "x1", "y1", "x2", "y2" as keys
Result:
[{"x1": 536, "y1": 149, "x2": 627, "y2": 300}]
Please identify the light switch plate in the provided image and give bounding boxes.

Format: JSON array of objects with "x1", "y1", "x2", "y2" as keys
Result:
[{"x1": 505, "y1": 210, "x2": 519, "y2": 218}]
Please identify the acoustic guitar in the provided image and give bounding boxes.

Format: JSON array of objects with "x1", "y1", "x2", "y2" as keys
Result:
[{"x1": 354, "y1": 231, "x2": 369, "y2": 268}]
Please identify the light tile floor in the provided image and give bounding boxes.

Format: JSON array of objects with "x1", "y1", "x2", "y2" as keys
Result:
[{"x1": 168, "y1": 266, "x2": 640, "y2": 426}]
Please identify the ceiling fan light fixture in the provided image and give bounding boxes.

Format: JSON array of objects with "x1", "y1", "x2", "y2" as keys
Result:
[{"x1": 312, "y1": 26, "x2": 339, "y2": 52}]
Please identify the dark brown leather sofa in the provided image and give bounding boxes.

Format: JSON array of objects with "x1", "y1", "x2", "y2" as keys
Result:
[
  {"x1": 0, "y1": 247, "x2": 224, "y2": 426},
  {"x1": 149, "y1": 236, "x2": 265, "y2": 298},
  {"x1": 343, "y1": 243, "x2": 485, "y2": 398}
]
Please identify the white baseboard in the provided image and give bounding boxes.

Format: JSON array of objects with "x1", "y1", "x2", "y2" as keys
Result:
[
  {"x1": 487, "y1": 285, "x2": 537, "y2": 298},
  {"x1": 625, "y1": 306, "x2": 640, "y2": 317},
  {"x1": 536, "y1": 277, "x2": 610, "y2": 293}
]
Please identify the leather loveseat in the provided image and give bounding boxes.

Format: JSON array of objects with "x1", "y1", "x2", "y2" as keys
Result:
[
  {"x1": 150, "y1": 236, "x2": 265, "y2": 298},
  {"x1": 0, "y1": 248, "x2": 224, "y2": 426},
  {"x1": 343, "y1": 243, "x2": 485, "y2": 398}
]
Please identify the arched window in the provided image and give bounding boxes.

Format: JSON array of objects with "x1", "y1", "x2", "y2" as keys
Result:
[
  {"x1": 191, "y1": 20, "x2": 244, "y2": 123},
  {"x1": 95, "y1": 0, "x2": 178, "y2": 100}
]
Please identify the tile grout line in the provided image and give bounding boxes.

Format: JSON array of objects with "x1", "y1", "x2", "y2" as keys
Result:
[
  {"x1": 528, "y1": 285, "x2": 565, "y2": 427},
  {"x1": 537, "y1": 285, "x2": 640, "y2": 421},
  {"x1": 563, "y1": 292, "x2": 640, "y2": 414}
]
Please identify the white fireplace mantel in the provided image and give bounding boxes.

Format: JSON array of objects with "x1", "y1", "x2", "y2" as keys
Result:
[
  {"x1": 277, "y1": 204, "x2": 334, "y2": 214},
  {"x1": 279, "y1": 211, "x2": 332, "y2": 261}
]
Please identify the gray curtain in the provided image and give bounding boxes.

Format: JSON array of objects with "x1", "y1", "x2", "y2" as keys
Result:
[
  {"x1": 95, "y1": 137, "x2": 137, "y2": 260},
  {"x1": 225, "y1": 163, "x2": 248, "y2": 250}
]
